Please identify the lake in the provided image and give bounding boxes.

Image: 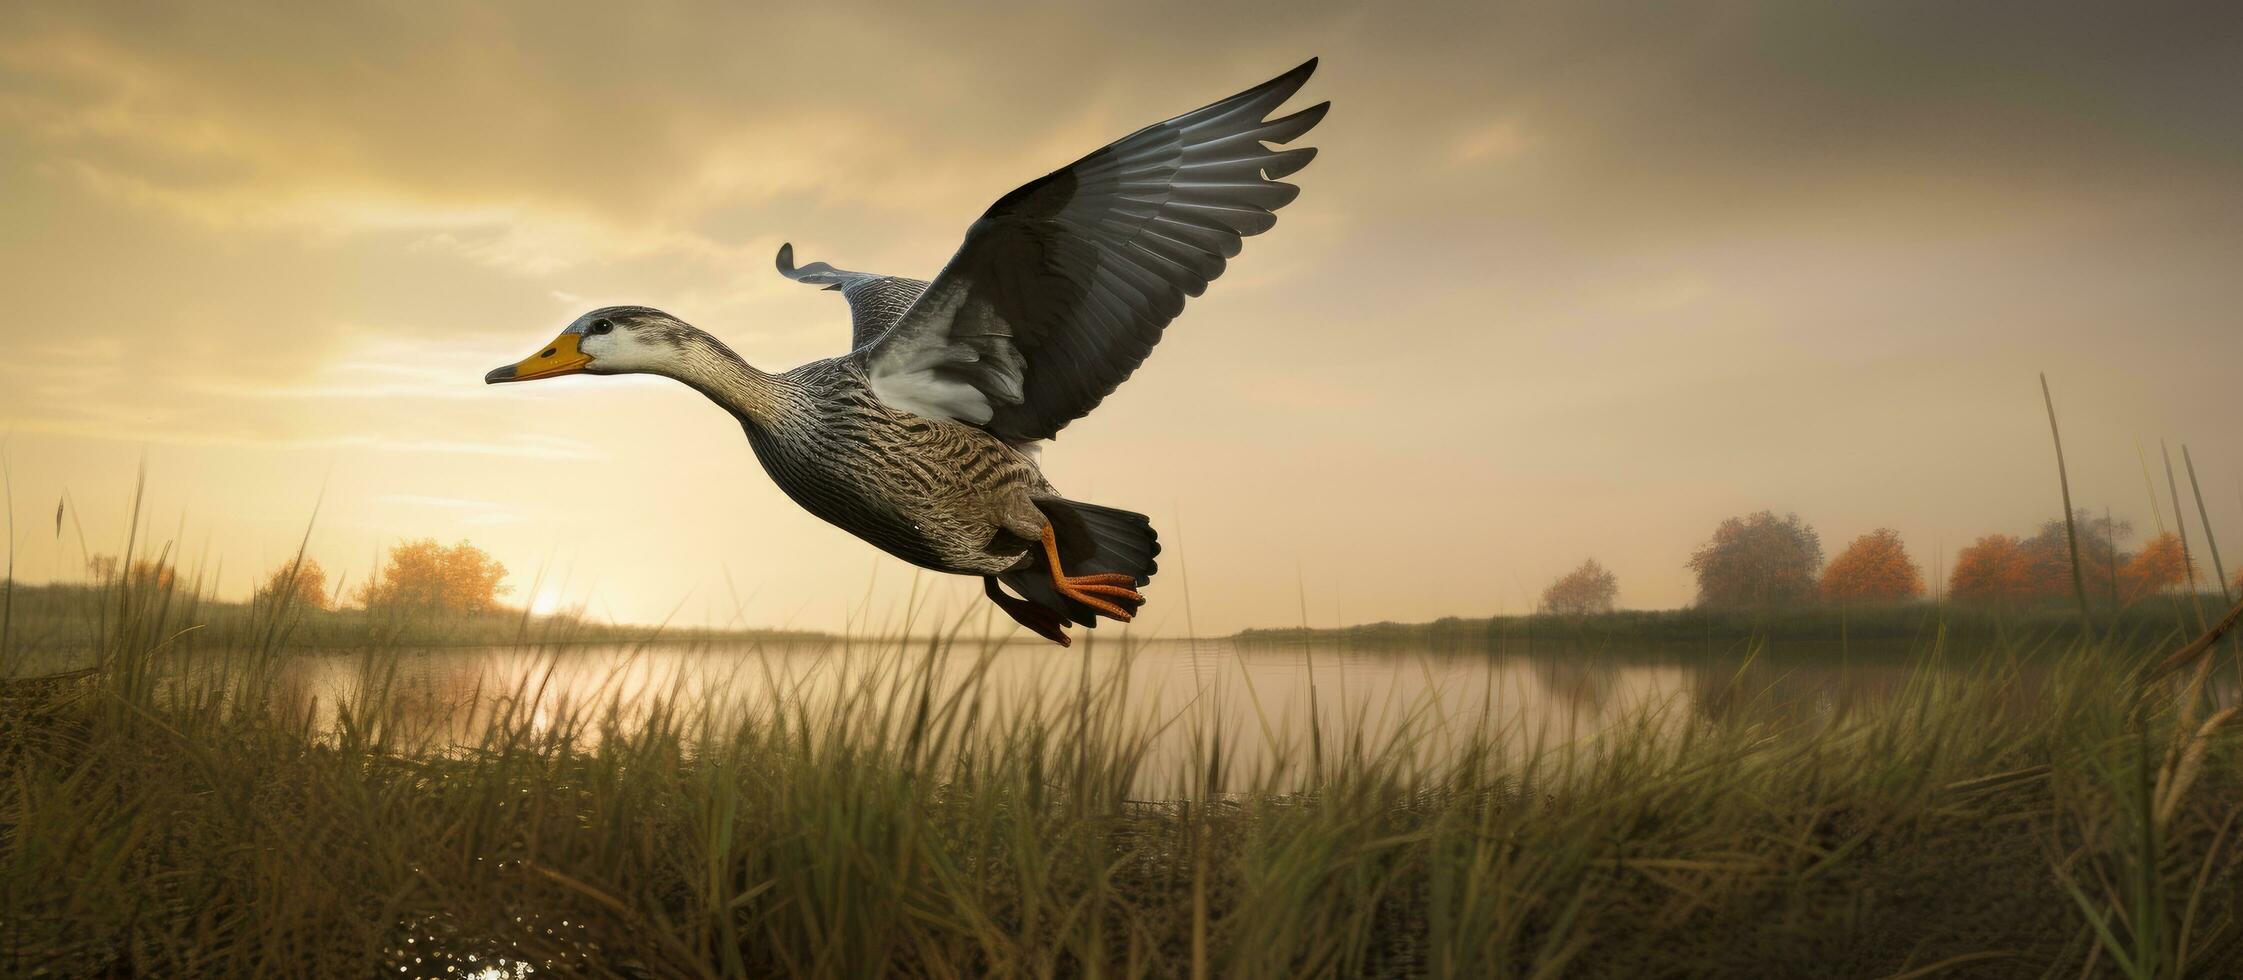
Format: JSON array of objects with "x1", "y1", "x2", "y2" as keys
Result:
[{"x1": 259, "y1": 635, "x2": 2032, "y2": 795}]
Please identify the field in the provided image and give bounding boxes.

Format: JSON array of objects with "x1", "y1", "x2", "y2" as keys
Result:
[{"x1": 5, "y1": 569, "x2": 2242, "y2": 978}]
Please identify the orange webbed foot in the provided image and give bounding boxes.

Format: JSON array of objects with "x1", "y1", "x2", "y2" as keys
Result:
[{"x1": 1040, "y1": 527, "x2": 1146, "y2": 623}]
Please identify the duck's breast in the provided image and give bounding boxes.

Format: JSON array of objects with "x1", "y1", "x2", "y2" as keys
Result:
[{"x1": 742, "y1": 367, "x2": 1027, "y2": 575}]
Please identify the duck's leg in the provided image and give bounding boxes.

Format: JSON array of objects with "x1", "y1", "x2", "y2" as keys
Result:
[
  {"x1": 1041, "y1": 525, "x2": 1145, "y2": 622},
  {"x1": 984, "y1": 576, "x2": 1073, "y2": 646}
]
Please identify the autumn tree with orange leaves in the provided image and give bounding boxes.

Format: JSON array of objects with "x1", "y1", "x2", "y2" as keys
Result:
[
  {"x1": 2118, "y1": 532, "x2": 2191, "y2": 604},
  {"x1": 1951, "y1": 514, "x2": 2146, "y2": 608},
  {"x1": 1948, "y1": 534, "x2": 2032, "y2": 606},
  {"x1": 260, "y1": 557, "x2": 331, "y2": 611},
  {"x1": 356, "y1": 539, "x2": 509, "y2": 614},
  {"x1": 1820, "y1": 529, "x2": 1923, "y2": 603}
]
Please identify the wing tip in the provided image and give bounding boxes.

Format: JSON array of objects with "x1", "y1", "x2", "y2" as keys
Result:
[
  {"x1": 1266, "y1": 101, "x2": 1331, "y2": 145},
  {"x1": 1262, "y1": 57, "x2": 1320, "y2": 105},
  {"x1": 1262, "y1": 145, "x2": 1318, "y2": 180}
]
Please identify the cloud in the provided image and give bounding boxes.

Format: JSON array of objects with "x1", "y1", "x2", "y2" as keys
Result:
[
  {"x1": 372, "y1": 493, "x2": 533, "y2": 526},
  {"x1": 343, "y1": 435, "x2": 604, "y2": 461},
  {"x1": 0, "y1": 325, "x2": 606, "y2": 460},
  {"x1": 0, "y1": 416, "x2": 608, "y2": 461},
  {"x1": 0, "y1": 6, "x2": 1068, "y2": 280},
  {"x1": 182, "y1": 334, "x2": 532, "y2": 402},
  {"x1": 1449, "y1": 119, "x2": 1533, "y2": 167}
]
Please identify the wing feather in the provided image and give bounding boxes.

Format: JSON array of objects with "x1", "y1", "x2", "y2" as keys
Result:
[{"x1": 858, "y1": 59, "x2": 1326, "y2": 440}]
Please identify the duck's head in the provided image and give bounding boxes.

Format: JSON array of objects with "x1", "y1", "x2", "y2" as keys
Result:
[{"x1": 484, "y1": 306, "x2": 701, "y2": 384}]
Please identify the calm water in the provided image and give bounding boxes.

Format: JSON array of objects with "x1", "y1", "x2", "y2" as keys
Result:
[{"x1": 264, "y1": 637, "x2": 1957, "y2": 793}]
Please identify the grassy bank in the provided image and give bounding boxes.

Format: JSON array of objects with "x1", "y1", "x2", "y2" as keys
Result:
[
  {"x1": 1238, "y1": 598, "x2": 2225, "y2": 659},
  {"x1": 0, "y1": 581, "x2": 825, "y2": 668},
  {"x1": 4, "y1": 573, "x2": 2242, "y2": 977}
]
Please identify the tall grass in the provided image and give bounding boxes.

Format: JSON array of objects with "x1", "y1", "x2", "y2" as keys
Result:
[
  {"x1": 2162, "y1": 442, "x2": 2212, "y2": 636},
  {"x1": 2183, "y1": 447, "x2": 2233, "y2": 607},
  {"x1": 2042, "y1": 374, "x2": 2094, "y2": 630},
  {"x1": 4, "y1": 544, "x2": 2241, "y2": 977}
]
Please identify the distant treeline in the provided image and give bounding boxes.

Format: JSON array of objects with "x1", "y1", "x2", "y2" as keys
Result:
[
  {"x1": 1, "y1": 581, "x2": 826, "y2": 659},
  {"x1": 1518, "y1": 506, "x2": 2239, "y2": 642},
  {"x1": 1672, "y1": 510, "x2": 2229, "y2": 612},
  {"x1": 1235, "y1": 596, "x2": 2221, "y2": 657},
  {"x1": 7, "y1": 535, "x2": 831, "y2": 662},
  {"x1": 1269, "y1": 503, "x2": 2239, "y2": 657}
]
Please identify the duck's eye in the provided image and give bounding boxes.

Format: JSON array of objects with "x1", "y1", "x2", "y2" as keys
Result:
[{"x1": 589, "y1": 319, "x2": 614, "y2": 335}]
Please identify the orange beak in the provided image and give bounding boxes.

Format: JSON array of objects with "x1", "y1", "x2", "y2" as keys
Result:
[{"x1": 486, "y1": 332, "x2": 592, "y2": 384}]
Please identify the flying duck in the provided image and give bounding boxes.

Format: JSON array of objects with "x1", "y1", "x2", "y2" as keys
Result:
[{"x1": 486, "y1": 60, "x2": 1327, "y2": 645}]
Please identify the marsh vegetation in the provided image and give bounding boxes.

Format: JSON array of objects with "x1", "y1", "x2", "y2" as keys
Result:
[{"x1": 5, "y1": 552, "x2": 2242, "y2": 977}]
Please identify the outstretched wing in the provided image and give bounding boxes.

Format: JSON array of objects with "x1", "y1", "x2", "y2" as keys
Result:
[
  {"x1": 857, "y1": 59, "x2": 1326, "y2": 441},
  {"x1": 775, "y1": 243, "x2": 931, "y2": 351}
]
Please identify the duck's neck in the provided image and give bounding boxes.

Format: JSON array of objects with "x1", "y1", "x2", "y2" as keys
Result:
[{"x1": 663, "y1": 333, "x2": 789, "y2": 425}]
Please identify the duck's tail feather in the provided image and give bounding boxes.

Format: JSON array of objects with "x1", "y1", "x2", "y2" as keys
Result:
[{"x1": 1000, "y1": 498, "x2": 1160, "y2": 629}]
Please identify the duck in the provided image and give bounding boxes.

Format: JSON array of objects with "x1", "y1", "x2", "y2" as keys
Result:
[{"x1": 485, "y1": 60, "x2": 1327, "y2": 645}]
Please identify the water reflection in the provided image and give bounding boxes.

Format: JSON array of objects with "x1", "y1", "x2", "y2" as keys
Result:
[{"x1": 264, "y1": 637, "x2": 2020, "y2": 794}]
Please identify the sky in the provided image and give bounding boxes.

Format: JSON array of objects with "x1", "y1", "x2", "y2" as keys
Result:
[{"x1": 3, "y1": 1, "x2": 2241, "y2": 636}]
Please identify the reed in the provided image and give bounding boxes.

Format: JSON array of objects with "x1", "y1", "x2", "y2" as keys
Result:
[
  {"x1": 1, "y1": 454, "x2": 14, "y2": 675},
  {"x1": 2182, "y1": 445, "x2": 2243, "y2": 676},
  {"x1": 2184, "y1": 445, "x2": 2233, "y2": 606},
  {"x1": 2162, "y1": 442, "x2": 2211, "y2": 634},
  {"x1": 2040, "y1": 374, "x2": 2093, "y2": 631}
]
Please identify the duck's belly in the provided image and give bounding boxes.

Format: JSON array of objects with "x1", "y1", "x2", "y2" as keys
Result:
[{"x1": 740, "y1": 412, "x2": 1039, "y2": 577}]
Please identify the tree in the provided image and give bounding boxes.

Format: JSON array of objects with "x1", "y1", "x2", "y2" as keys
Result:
[
  {"x1": 1540, "y1": 559, "x2": 1619, "y2": 616},
  {"x1": 129, "y1": 560, "x2": 177, "y2": 591},
  {"x1": 356, "y1": 539, "x2": 509, "y2": 614},
  {"x1": 261, "y1": 557, "x2": 330, "y2": 611},
  {"x1": 2018, "y1": 512, "x2": 2131, "y2": 605},
  {"x1": 1949, "y1": 534, "x2": 2032, "y2": 606},
  {"x1": 1688, "y1": 511, "x2": 1824, "y2": 608},
  {"x1": 2118, "y1": 532, "x2": 2191, "y2": 603},
  {"x1": 1820, "y1": 529, "x2": 1924, "y2": 603},
  {"x1": 86, "y1": 554, "x2": 176, "y2": 591}
]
